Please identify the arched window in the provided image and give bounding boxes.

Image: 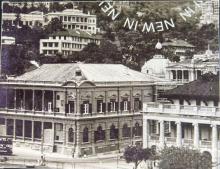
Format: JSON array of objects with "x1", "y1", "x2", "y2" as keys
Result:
[
  {"x1": 110, "y1": 124, "x2": 118, "y2": 140},
  {"x1": 94, "y1": 125, "x2": 105, "y2": 142},
  {"x1": 83, "y1": 127, "x2": 89, "y2": 143},
  {"x1": 133, "y1": 122, "x2": 142, "y2": 137},
  {"x1": 122, "y1": 123, "x2": 131, "y2": 138},
  {"x1": 68, "y1": 128, "x2": 74, "y2": 142}
]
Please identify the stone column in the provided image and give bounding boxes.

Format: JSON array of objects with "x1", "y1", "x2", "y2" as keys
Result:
[
  {"x1": 74, "y1": 122, "x2": 80, "y2": 157},
  {"x1": 182, "y1": 70, "x2": 184, "y2": 83},
  {"x1": 159, "y1": 120, "x2": 165, "y2": 148},
  {"x1": 176, "y1": 121, "x2": 182, "y2": 147},
  {"x1": 105, "y1": 91, "x2": 108, "y2": 114},
  {"x1": 53, "y1": 91, "x2": 55, "y2": 112},
  {"x1": 76, "y1": 89, "x2": 80, "y2": 116},
  {"x1": 41, "y1": 122, "x2": 44, "y2": 155},
  {"x1": 143, "y1": 119, "x2": 149, "y2": 148},
  {"x1": 62, "y1": 124, "x2": 66, "y2": 154},
  {"x1": 23, "y1": 120, "x2": 25, "y2": 140},
  {"x1": 32, "y1": 121, "x2": 34, "y2": 141},
  {"x1": 32, "y1": 90, "x2": 35, "y2": 111},
  {"x1": 42, "y1": 90, "x2": 45, "y2": 112},
  {"x1": 211, "y1": 124, "x2": 218, "y2": 169},
  {"x1": 13, "y1": 119, "x2": 16, "y2": 139},
  {"x1": 193, "y1": 123, "x2": 199, "y2": 148},
  {"x1": 23, "y1": 90, "x2": 25, "y2": 109},
  {"x1": 14, "y1": 89, "x2": 17, "y2": 109}
]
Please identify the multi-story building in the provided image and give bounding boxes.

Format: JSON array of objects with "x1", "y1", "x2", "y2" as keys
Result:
[
  {"x1": 142, "y1": 44, "x2": 219, "y2": 84},
  {"x1": 199, "y1": 0, "x2": 219, "y2": 28},
  {"x1": 44, "y1": 9, "x2": 98, "y2": 34},
  {"x1": 2, "y1": 11, "x2": 44, "y2": 28},
  {"x1": 39, "y1": 30, "x2": 101, "y2": 56},
  {"x1": 142, "y1": 73, "x2": 220, "y2": 169},
  {"x1": 162, "y1": 39, "x2": 195, "y2": 57},
  {"x1": 1, "y1": 36, "x2": 15, "y2": 45},
  {"x1": 166, "y1": 49, "x2": 219, "y2": 83},
  {"x1": 0, "y1": 63, "x2": 158, "y2": 157}
]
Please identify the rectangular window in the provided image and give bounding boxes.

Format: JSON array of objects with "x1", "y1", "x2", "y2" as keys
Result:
[
  {"x1": 97, "y1": 100, "x2": 105, "y2": 113},
  {"x1": 134, "y1": 98, "x2": 141, "y2": 111},
  {"x1": 43, "y1": 42, "x2": 47, "y2": 47},
  {"x1": 64, "y1": 16, "x2": 67, "y2": 21},
  {"x1": 49, "y1": 43, "x2": 53, "y2": 47},
  {"x1": 68, "y1": 16, "x2": 71, "y2": 21},
  {"x1": 56, "y1": 95, "x2": 60, "y2": 100},
  {"x1": 108, "y1": 99, "x2": 116, "y2": 112},
  {"x1": 54, "y1": 43, "x2": 58, "y2": 47}
]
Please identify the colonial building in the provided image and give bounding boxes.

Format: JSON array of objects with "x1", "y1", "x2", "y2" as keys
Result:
[
  {"x1": 162, "y1": 39, "x2": 195, "y2": 57},
  {"x1": 0, "y1": 63, "x2": 160, "y2": 157},
  {"x1": 39, "y1": 30, "x2": 101, "y2": 56},
  {"x1": 142, "y1": 73, "x2": 220, "y2": 169},
  {"x1": 44, "y1": 9, "x2": 98, "y2": 34},
  {"x1": 166, "y1": 49, "x2": 219, "y2": 83},
  {"x1": 142, "y1": 44, "x2": 219, "y2": 84},
  {"x1": 2, "y1": 11, "x2": 44, "y2": 28}
]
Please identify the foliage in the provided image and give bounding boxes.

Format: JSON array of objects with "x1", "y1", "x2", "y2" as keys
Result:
[
  {"x1": 44, "y1": 18, "x2": 65, "y2": 34},
  {"x1": 159, "y1": 146, "x2": 212, "y2": 169},
  {"x1": 1, "y1": 45, "x2": 28, "y2": 75},
  {"x1": 124, "y1": 146, "x2": 153, "y2": 169}
]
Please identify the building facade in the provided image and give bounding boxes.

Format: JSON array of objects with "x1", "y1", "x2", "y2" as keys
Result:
[
  {"x1": 199, "y1": 0, "x2": 219, "y2": 28},
  {"x1": 0, "y1": 63, "x2": 158, "y2": 157},
  {"x1": 44, "y1": 9, "x2": 98, "y2": 34},
  {"x1": 39, "y1": 30, "x2": 101, "y2": 56},
  {"x1": 2, "y1": 11, "x2": 44, "y2": 28},
  {"x1": 1, "y1": 36, "x2": 15, "y2": 45},
  {"x1": 142, "y1": 73, "x2": 220, "y2": 169},
  {"x1": 162, "y1": 39, "x2": 195, "y2": 57},
  {"x1": 166, "y1": 49, "x2": 219, "y2": 83}
]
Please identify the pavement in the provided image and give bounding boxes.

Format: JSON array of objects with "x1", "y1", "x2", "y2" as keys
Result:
[{"x1": 0, "y1": 147, "x2": 135, "y2": 169}]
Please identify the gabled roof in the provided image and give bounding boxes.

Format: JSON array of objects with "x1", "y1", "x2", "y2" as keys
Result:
[
  {"x1": 162, "y1": 39, "x2": 195, "y2": 48},
  {"x1": 10, "y1": 63, "x2": 165, "y2": 86},
  {"x1": 161, "y1": 73, "x2": 219, "y2": 100}
]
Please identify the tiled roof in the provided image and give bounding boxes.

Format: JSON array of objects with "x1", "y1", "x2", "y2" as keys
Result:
[
  {"x1": 50, "y1": 30, "x2": 102, "y2": 39},
  {"x1": 161, "y1": 73, "x2": 219, "y2": 100},
  {"x1": 162, "y1": 39, "x2": 195, "y2": 48},
  {"x1": 13, "y1": 63, "x2": 165, "y2": 85}
]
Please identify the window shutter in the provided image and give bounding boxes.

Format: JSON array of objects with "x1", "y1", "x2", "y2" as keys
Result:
[
  {"x1": 128, "y1": 101, "x2": 131, "y2": 111},
  {"x1": 80, "y1": 104, "x2": 84, "y2": 115},
  {"x1": 89, "y1": 103, "x2": 92, "y2": 114},
  {"x1": 97, "y1": 101, "x2": 100, "y2": 113},
  {"x1": 120, "y1": 102, "x2": 123, "y2": 111},
  {"x1": 139, "y1": 100, "x2": 142, "y2": 110},
  {"x1": 108, "y1": 102, "x2": 111, "y2": 112},
  {"x1": 103, "y1": 103, "x2": 106, "y2": 112},
  {"x1": 115, "y1": 102, "x2": 118, "y2": 111},
  {"x1": 65, "y1": 104, "x2": 69, "y2": 113}
]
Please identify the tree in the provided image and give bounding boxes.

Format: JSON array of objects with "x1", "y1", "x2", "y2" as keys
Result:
[
  {"x1": 44, "y1": 18, "x2": 65, "y2": 34},
  {"x1": 159, "y1": 146, "x2": 212, "y2": 169},
  {"x1": 124, "y1": 146, "x2": 153, "y2": 169}
]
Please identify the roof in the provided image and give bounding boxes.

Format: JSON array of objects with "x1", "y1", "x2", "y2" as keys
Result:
[
  {"x1": 10, "y1": 63, "x2": 166, "y2": 86},
  {"x1": 50, "y1": 30, "x2": 102, "y2": 40},
  {"x1": 162, "y1": 39, "x2": 195, "y2": 48},
  {"x1": 161, "y1": 73, "x2": 219, "y2": 100}
]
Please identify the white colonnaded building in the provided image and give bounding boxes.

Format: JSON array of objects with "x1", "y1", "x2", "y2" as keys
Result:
[{"x1": 142, "y1": 73, "x2": 220, "y2": 169}]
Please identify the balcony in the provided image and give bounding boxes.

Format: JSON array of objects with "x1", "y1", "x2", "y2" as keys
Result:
[{"x1": 143, "y1": 102, "x2": 220, "y2": 118}]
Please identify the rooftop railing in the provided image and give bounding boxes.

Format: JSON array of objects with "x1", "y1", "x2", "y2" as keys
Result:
[{"x1": 143, "y1": 102, "x2": 220, "y2": 117}]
